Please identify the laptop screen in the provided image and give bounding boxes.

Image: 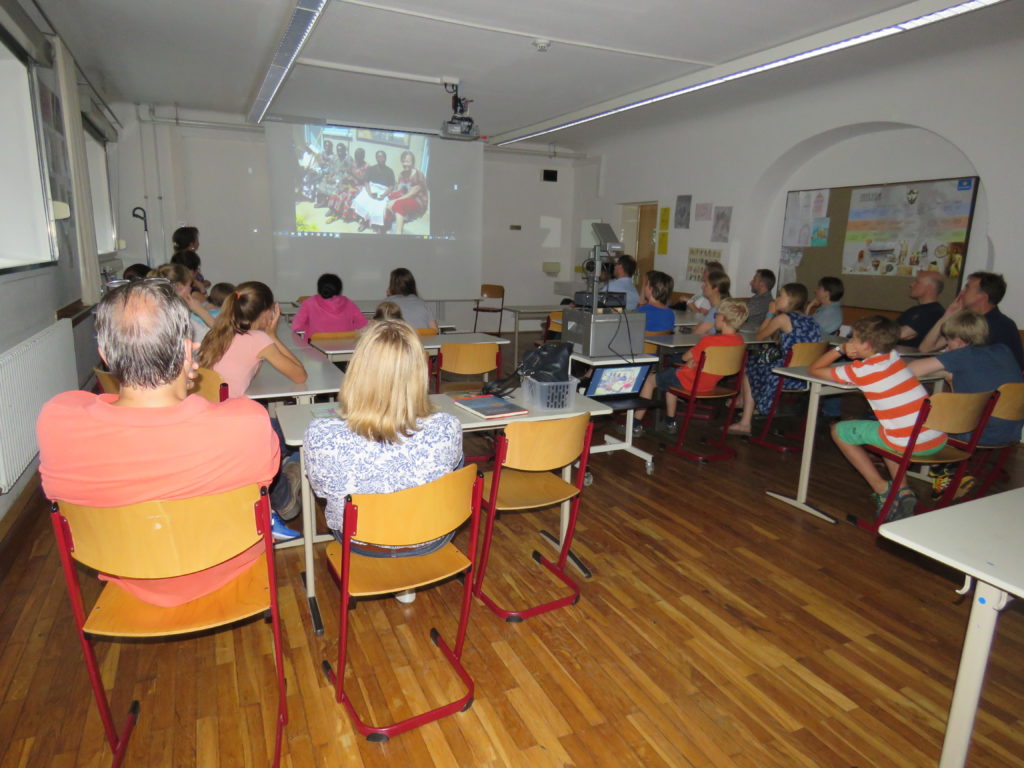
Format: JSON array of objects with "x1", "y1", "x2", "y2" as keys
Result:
[{"x1": 585, "y1": 363, "x2": 652, "y2": 398}]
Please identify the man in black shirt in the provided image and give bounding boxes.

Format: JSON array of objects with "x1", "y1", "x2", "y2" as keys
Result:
[
  {"x1": 897, "y1": 270, "x2": 944, "y2": 347},
  {"x1": 920, "y1": 271, "x2": 1024, "y2": 370}
]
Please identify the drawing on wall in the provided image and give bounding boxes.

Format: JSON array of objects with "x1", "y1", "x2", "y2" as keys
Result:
[
  {"x1": 657, "y1": 231, "x2": 669, "y2": 255},
  {"x1": 811, "y1": 218, "x2": 830, "y2": 247},
  {"x1": 695, "y1": 203, "x2": 712, "y2": 221},
  {"x1": 658, "y1": 207, "x2": 670, "y2": 230},
  {"x1": 711, "y1": 206, "x2": 732, "y2": 243},
  {"x1": 687, "y1": 248, "x2": 723, "y2": 281},
  {"x1": 674, "y1": 195, "x2": 692, "y2": 229},
  {"x1": 783, "y1": 189, "x2": 829, "y2": 247},
  {"x1": 842, "y1": 178, "x2": 977, "y2": 279}
]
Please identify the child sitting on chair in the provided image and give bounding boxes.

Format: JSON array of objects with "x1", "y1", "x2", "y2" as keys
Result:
[
  {"x1": 809, "y1": 315, "x2": 946, "y2": 521},
  {"x1": 633, "y1": 298, "x2": 748, "y2": 436}
]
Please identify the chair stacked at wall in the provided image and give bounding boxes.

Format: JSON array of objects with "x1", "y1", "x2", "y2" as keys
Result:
[
  {"x1": 321, "y1": 465, "x2": 483, "y2": 741},
  {"x1": 665, "y1": 344, "x2": 747, "y2": 462},
  {"x1": 434, "y1": 342, "x2": 501, "y2": 393},
  {"x1": 748, "y1": 342, "x2": 828, "y2": 453},
  {"x1": 959, "y1": 382, "x2": 1024, "y2": 499},
  {"x1": 50, "y1": 485, "x2": 287, "y2": 767},
  {"x1": 472, "y1": 284, "x2": 505, "y2": 333},
  {"x1": 858, "y1": 390, "x2": 998, "y2": 534},
  {"x1": 473, "y1": 412, "x2": 594, "y2": 621}
]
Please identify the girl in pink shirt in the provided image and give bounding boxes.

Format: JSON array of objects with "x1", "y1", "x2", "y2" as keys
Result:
[
  {"x1": 292, "y1": 273, "x2": 368, "y2": 337},
  {"x1": 199, "y1": 281, "x2": 307, "y2": 397}
]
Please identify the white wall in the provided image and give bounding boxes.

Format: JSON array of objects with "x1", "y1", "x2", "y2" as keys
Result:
[{"x1": 570, "y1": 7, "x2": 1024, "y2": 319}]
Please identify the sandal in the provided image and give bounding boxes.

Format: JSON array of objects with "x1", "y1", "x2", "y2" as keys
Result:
[{"x1": 726, "y1": 422, "x2": 751, "y2": 436}]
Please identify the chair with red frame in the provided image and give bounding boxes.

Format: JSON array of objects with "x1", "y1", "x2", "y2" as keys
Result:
[
  {"x1": 856, "y1": 389, "x2": 998, "y2": 534},
  {"x1": 321, "y1": 465, "x2": 484, "y2": 742},
  {"x1": 473, "y1": 412, "x2": 594, "y2": 622},
  {"x1": 665, "y1": 343, "x2": 747, "y2": 462},
  {"x1": 191, "y1": 366, "x2": 229, "y2": 402},
  {"x1": 534, "y1": 311, "x2": 563, "y2": 346},
  {"x1": 93, "y1": 366, "x2": 120, "y2": 395},
  {"x1": 958, "y1": 382, "x2": 1024, "y2": 499},
  {"x1": 472, "y1": 283, "x2": 505, "y2": 333},
  {"x1": 50, "y1": 485, "x2": 287, "y2": 767},
  {"x1": 434, "y1": 341, "x2": 502, "y2": 393},
  {"x1": 748, "y1": 341, "x2": 828, "y2": 453}
]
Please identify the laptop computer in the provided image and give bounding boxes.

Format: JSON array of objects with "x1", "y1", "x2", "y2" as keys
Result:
[{"x1": 584, "y1": 362, "x2": 653, "y2": 403}]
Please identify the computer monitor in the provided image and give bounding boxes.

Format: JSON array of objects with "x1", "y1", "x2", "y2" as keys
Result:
[{"x1": 585, "y1": 363, "x2": 653, "y2": 399}]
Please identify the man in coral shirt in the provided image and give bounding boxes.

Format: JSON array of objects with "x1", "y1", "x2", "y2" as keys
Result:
[{"x1": 37, "y1": 280, "x2": 281, "y2": 606}]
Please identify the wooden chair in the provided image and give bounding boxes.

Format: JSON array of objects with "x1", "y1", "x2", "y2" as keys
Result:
[
  {"x1": 859, "y1": 390, "x2": 998, "y2": 534},
  {"x1": 309, "y1": 330, "x2": 360, "y2": 342},
  {"x1": 50, "y1": 485, "x2": 287, "y2": 767},
  {"x1": 321, "y1": 465, "x2": 484, "y2": 742},
  {"x1": 666, "y1": 344, "x2": 747, "y2": 462},
  {"x1": 642, "y1": 329, "x2": 674, "y2": 361},
  {"x1": 748, "y1": 342, "x2": 829, "y2": 453},
  {"x1": 959, "y1": 382, "x2": 1024, "y2": 499},
  {"x1": 472, "y1": 284, "x2": 505, "y2": 333},
  {"x1": 94, "y1": 367, "x2": 120, "y2": 395},
  {"x1": 191, "y1": 366, "x2": 229, "y2": 402},
  {"x1": 416, "y1": 327, "x2": 439, "y2": 336},
  {"x1": 534, "y1": 311, "x2": 563, "y2": 346},
  {"x1": 434, "y1": 342, "x2": 501, "y2": 393},
  {"x1": 473, "y1": 413, "x2": 594, "y2": 622}
]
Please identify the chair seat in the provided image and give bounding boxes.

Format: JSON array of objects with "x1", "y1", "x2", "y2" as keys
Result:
[
  {"x1": 869, "y1": 444, "x2": 972, "y2": 464},
  {"x1": 84, "y1": 553, "x2": 270, "y2": 638},
  {"x1": 326, "y1": 541, "x2": 470, "y2": 596},
  {"x1": 482, "y1": 469, "x2": 578, "y2": 510},
  {"x1": 668, "y1": 384, "x2": 739, "y2": 400}
]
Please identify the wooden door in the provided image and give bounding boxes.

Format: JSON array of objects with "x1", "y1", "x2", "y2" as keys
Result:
[{"x1": 635, "y1": 203, "x2": 657, "y2": 277}]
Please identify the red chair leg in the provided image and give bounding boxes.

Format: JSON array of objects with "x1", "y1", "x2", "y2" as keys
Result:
[
  {"x1": 666, "y1": 391, "x2": 737, "y2": 462},
  {"x1": 970, "y1": 445, "x2": 1013, "y2": 499}
]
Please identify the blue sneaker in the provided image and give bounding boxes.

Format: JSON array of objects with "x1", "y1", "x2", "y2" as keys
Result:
[{"x1": 271, "y1": 511, "x2": 300, "y2": 541}]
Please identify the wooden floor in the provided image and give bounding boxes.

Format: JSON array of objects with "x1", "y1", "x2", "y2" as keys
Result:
[{"x1": 2, "y1": 358, "x2": 1023, "y2": 766}]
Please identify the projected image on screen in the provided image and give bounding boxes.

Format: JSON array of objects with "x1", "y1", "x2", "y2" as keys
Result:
[{"x1": 295, "y1": 124, "x2": 430, "y2": 236}]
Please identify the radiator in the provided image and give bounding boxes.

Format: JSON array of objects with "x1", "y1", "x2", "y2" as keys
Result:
[{"x1": 0, "y1": 319, "x2": 77, "y2": 493}]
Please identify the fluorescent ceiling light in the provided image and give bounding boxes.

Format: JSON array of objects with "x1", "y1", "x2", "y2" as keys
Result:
[
  {"x1": 248, "y1": 0, "x2": 330, "y2": 124},
  {"x1": 495, "y1": 0, "x2": 1005, "y2": 146}
]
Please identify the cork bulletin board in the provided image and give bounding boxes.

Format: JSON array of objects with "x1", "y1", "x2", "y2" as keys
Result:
[{"x1": 783, "y1": 177, "x2": 979, "y2": 311}]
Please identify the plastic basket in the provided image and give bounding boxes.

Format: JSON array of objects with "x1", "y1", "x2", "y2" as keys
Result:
[{"x1": 522, "y1": 376, "x2": 577, "y2": 411}]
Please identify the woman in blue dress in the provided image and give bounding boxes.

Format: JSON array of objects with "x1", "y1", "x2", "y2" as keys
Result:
[{"x1": 728, "y1": 282, "x2": 822, "y2": 435}]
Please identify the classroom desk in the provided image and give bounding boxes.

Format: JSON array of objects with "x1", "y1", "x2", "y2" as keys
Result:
[
  {"x1": 310, "y1": 331, "x2": 509, "y2": 363},
  {"x1": 247, "y1": 342, "x2": 342, "y2": 403},
  {"x1": 276, "y1": 390, "x2": 611, "y2": 633},
  {"x1": 284, "y1": 297, "x2": 472, "y2": 323},
  {"x1": 764, "y1": 365, "x2": 944, "y2": 523},
  {"x1": 879, "y1": 488, "x2": 1024, "y2": 768},
  {"x1": 644, "y1": 330, "x2": 847, "y2": 352},
  {"x1": 502, "y1": 305, "x2": 567, "y2": 366}
]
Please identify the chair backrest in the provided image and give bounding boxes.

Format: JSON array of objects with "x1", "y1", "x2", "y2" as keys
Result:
[
  {"x1": 924, "y1": 391, "x2": 994, "y2": 435},
  {"x1": 94, "y1": 367, "x2": 120, "y2": 395},
  {"x1": 297, "y1": 295, "x2": 311, "y2": 303},
  {"x1": 502, "y1": 412, "x2": 591, "y2": 472},
  {"x1": 700, "y1": 343, "x2": 746, "y2": 377},
  {"x1": 346, "y1": 464, "x2": 479, "y2": 547},
  {"x1": 547, "y1": 311, "x2": 563, "y2": 333},
  {"x1": 480, "y1": 284, "x2": 505, "y2": 300},
  {"x1": 786, "y1": 341, "x2": 829, "y2": 367},
  {"x1": 992, "y1": 381, "x2": 1024, "y2": 421},
  {"x1": 440, "y1": 342, "x2": 499, "y2": 375},
  {"x1": 417, "y1": 327, "x2": 439, "y2": 336},
  {"x1": 643, "y1": 329, "x2": 673, "y2": 355},
  {"x1": 191, "y1": 366, "x2": 228, "y2": 402},
  {"x1": 54, "y1": 484, "x2": 266, "y2": 579},
  {"x1": 310, "y1": 330, "x2": 360, "y2": 342}
]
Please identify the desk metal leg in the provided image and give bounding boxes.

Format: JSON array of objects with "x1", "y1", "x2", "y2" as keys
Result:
[
  {"x1": 939, "y1": 580, "x2": 1010, "y2": 768},
  {"x1": 591, "y1": 409, "x2": 655, "y2": 474},
  {"x1": 538, "y1": 464, "x2": 592, "y2": 578},
  {"x1": 510, "y1": 312, "x2": 521, "y2": 368},
  {"x1": 765, "y1": 381, "x2": 837, "y2": 523}
]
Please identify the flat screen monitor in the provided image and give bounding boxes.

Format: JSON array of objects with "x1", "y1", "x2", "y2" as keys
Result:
[{"x1": 585, "y1": 363, "x2": 653, "y2": 399}]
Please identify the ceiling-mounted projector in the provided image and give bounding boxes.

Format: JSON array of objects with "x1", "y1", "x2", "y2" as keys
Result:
[{"x1": 440, "y1": 82, "x2": 480, "y2": 141}]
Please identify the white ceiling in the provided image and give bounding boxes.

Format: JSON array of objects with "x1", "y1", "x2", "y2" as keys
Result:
[{"x1": 24, "y1": 0, "x2": 1009, "y2": 145}]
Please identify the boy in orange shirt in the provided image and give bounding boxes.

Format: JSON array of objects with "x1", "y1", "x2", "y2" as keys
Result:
[{"x1": 634, "y1": 298, "x2": 749, "y2": 435}]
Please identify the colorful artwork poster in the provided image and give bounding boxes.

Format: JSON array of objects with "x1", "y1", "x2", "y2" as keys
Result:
[
  {"x1": 658, "y1": 206, "x2": 671, "y2": 230},
  {"x1": 810, "y1": 217, "x2": 829, "y2": 247},
  {"x1": 694, "y1": 203, "x2": 712, "y2": 221},
  {"x1": 674, "y1": 194, "x2": 692, "y2": 229},
  {"x1": 782, "y1": 189, "x2": 828, "y2": 247},
  {"x1": 843, "y1": 178, "x2": 976, "y2": 279},
  {"x1": 686, "y1": 248, "x2": 722, "y2": 282},
  {"x1": 710, "y1": 206, "x2": 732, "y2": 243},
  {"x1": 657, "y1": 231, "x2": 669, "y2": 255}
]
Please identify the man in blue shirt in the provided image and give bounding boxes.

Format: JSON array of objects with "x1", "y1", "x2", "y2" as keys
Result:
[{"x1": 606, "y1": 254, "x2": 640, "y2": 310}]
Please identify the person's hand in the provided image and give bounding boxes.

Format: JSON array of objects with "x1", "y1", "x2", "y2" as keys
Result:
[
  {"x1": 184, "y1": 292, "x2": 203, "y2": 313},
  {"x1": 945, "y1": 289, "x2": 966, "y2": 316},
  {"x1": 269, "y1": 303, "x2": 282, "y2": 331},
  {"x1": 807, "y1": 299, "x2": 821, "y2": 314}
]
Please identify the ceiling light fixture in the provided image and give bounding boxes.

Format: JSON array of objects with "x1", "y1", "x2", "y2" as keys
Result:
[
  {"x1": 248, "y1": 0, "x2": 330, "y2": 124},
  {"x1": 494, "y1": 0, "x2": 1005, "y2": 146}
]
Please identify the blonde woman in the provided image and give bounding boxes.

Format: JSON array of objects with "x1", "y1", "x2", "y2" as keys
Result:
[{"x1": 303, "y1": 320, "x2": 463, "y2": 598}]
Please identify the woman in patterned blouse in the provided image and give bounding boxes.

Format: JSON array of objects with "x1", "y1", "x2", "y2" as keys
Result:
[{"x1": 304, "y1": 320, "x2": 463, "y2": 572}]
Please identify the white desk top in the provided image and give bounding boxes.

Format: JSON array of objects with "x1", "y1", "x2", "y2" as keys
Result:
[
  {"x1": 645, "y1": 329, "x2": 774, "y2": 350},
  {"x1": 247, "y1": 344, "x2": 342, "y2": 401},
  {"x1": 880, "y1": 488, "x2": 1024, "y2": 596},
  {"x1": 276, "y1": 390, "x2": 612, "y2": 444},
  {"x1": 310, "y1": 331, "x2": 507, "y2": 358},
  {"x1": 503, "y1": 304, "x2": 566, "y2": 315}
]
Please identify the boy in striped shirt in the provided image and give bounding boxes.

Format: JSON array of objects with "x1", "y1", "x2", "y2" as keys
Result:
[{"x1": 809, "y1": 315, "x2": 946, "y2": 520}]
